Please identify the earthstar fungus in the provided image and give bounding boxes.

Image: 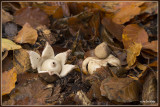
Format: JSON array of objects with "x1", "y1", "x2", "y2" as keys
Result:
[{"x1": 28, "y1": 42, "x2": 76, "y2": 78}]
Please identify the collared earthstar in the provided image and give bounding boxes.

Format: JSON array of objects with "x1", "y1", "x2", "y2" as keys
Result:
[{"x1": 28, "y1": 42, "x2": 76, "y2": 77}]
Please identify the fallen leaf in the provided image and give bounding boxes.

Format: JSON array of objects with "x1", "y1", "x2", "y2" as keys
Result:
[
  {"x1": 2, "y1": 9, "x2": 13, "y2": 24},
  {"x1": 149, "y1": 61, "x2": 157, "y2": 67},
  {"x1": 14, "y1": 7, "x2": 50, "y2": 28},
  {"x1": 42, "y1": 6, "x2": 63, "y2": 19},
  {"x1": 2, "y1": 67, "x2": 17, "y2": 95},
  {"x1": 74, "y1": 90, "x2": 91, "y2": 105},
  {"x1": 112, "y1": 4, "x2": 141, "y2": 24},
  {"x1": 68, "y1": 2, "x2": 105, "y2": 15},
  {"x1": 100, "y1": 77, "x2": 141, "y2": 103},
  {"x1": 101, "y1": 15, "x2": 124, "y2": 41},
  {"x1": 143, "y1": 40, "x2": 158, "y2": 52},
  {"x1": 14, "y1": 23, "x2": 38, "y2": 45},
  {"x1": 97, "y1": 2, "x2": 144, "y2": 13},
  {"x1": 122, "y1": 24, "x2": 148, "y2": 49},
  {"x1": 36, "y1": 25, "x2": 56, "y2": 45},
  {"x1": 2, "y1": 38, "x2": 22, "y2": 52},
  {"x1": 127, "y1": 42, "x2": 142, "y2": 67},
  {"x1": 137, "y1": 63, "x2": 147, "y2": 71},
  {"x1": 3, "y1": 77, "x2": 52, "y2": 105},
  {"x1": 140, "y1": 2, "x2": 158, "y2": 14},
  {"x1": 142, "y1": 72, "x2": 157, "y2": 105},
  {"x1": 114, "y1": 50, "x2": 127, "y2": 65},
  {"x1": 13, "y1": 49, "x2": 31, "y2": 74}
]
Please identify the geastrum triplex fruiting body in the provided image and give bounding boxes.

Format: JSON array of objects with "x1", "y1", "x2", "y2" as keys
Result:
[
  {"x1": 82, "y1": 42, "x2": 121, "y2": 75},
  {"x1": 28, "y1": 42, "x2": 76, "y2": 82}
]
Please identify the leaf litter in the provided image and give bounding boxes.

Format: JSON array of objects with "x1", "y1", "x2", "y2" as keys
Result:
[{"x1": 2, "y1": 1, "x2": 158, "y2": 105}]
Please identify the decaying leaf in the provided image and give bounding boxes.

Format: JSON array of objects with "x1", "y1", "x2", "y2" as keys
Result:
[
  {"x1": 142, "y1": 72, "x2": 157, "y2": 105},
  {"x1": 2, "y1": 38, "x2": 22, "y2": 52},
  {"x1": 14, "y1": 7, "x2": 50, "y2": 28},
  {"x1": 98, "y1": 2, "x2": 144, "y2": 13},
  {"x1": 112, "y1": 4, "x2": 141, "y2": 24},
  {"x1": 100, "y1": 77, "x2": 141, "y2": 103},
  {"x1": 101, "y1": 15, "x2": 124, "y2": 41},
  {"x1": 2, "y1": 67, "x2": 17, "y2": 95},
  {"x1": 42, "y1": 5, "x2": 63, "y2": 19},
  {"x1": 14, "y1": 23, "x2": 38, "y2": 45},
  {"x1": 122, "y1": 24, "x2": 148, "y2": 49},
  {"x1": 36, "y1": 25, "x2": 56, "y2": 45},
  {"x1": 143, "y1": 40, "x2": 158, "y2": 52},
  {"x1": 2, "y1": 9, "x2": 13, "y2": 24},
  {"x1": 3, "y1": 77, "x2": 52, "y2": 105},
  {"x1": 127, "y1": 43, "x2": 142, "y2": 67},
  {"x1": 13, "y1": 49, "x2": 31, "y2": 74},
  {"x1": 140, "y1": 2, "x2": 158, "y2": 14},
  {"x1": 74, "y1": 90, "x2": 91, "y2": 105}
]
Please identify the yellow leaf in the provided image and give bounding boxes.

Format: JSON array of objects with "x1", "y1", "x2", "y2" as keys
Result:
[
  {"x1": 2, "y1": 38, "x2": 21, "y2": 52},
  {"x1": 14, "y1": 23, "x2": 38, "y2": 45},
  {"x1": 2, "y1": 67, "x2": 17, "y2": 95},
  {"x1": 127, "y1": 43, "x2": 142, "y2": 67}
]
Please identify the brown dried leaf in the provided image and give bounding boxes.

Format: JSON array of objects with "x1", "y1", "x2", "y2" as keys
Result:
[
  {"x1": 2, "y1": 67, "x2": 17, "y2": 95},
  {"x1": 112, "y1": 4, "x2": 141, "y2": 24},
  {"x1": 140, "y1": 2, "x2": 158, "y2": 14},
  {"x1": 14, "y1": 23, "x2": 38, "y2": 45},
  {"x1": 122, "y1": 24, "x2": 148, "y2": 49},
  {"x1": 42, "y1": 6, "x2": 63, "y2": 19},
  {"x1": 114, "y1": 50, "x2": 127, "y2": 65},
  {"x1": 127, "y1": 43, "x2": 142, "y2": 67},
  {"x1": 14, "y1": 7, "x2": 50, "y2": 28},
  {"x1": 101, "y1": 15, "x2": 124, "y2": 41},
  {"x1": 143, "y1": 40, "x2": 158, "y2": 52},
  {"x1": 13, "y1": 49, "x2": 31, "y2": 74},
  {"x1": 149, "y1": 61, "x2": 157, "y2": 67},
  {"x1": 2, "y1": 9, "x2": 13, "y2": 24},
  {"x1": 2, "y1": 38, "x2": 22, "y2": 52},
  {"x1": 36, "y1": 25, "x2": 56, "y2": 45},
  {"x1": 3, "y1": 77, "x2": 52, "y2": 105},
  {"x1": 100, "y1": 77, "x2": 141, "y2": 103},
  {"x1": 142, "y1": 72, "x2": 157, "y2": 105}
]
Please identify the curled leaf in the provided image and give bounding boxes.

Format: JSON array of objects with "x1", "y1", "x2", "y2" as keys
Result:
[
  {"x1": 14, "y1": 23, "x2": 38, "y2": 45},
  {"x1": 127, "y1": 42, "x2": 142, "y2": 67}
]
